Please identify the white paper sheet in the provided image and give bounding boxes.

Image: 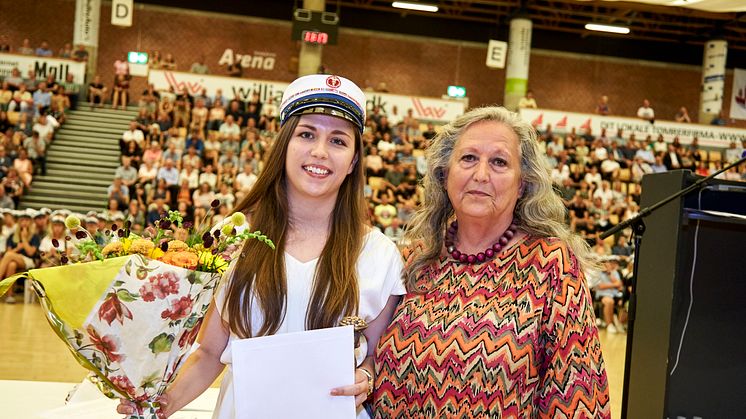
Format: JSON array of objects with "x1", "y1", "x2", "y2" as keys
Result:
[{"x1": 231, "y1": 326, "x2": 356, "y2": 419}]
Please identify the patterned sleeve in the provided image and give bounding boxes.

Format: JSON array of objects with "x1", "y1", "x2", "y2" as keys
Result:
[{"x1": 536, "y1": 243, "x2": 611, "y2": 418}]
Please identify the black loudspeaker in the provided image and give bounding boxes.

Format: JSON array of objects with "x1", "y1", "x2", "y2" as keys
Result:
[{"x1": 625, "y1": 170, "x2": 746, "y2": 418}]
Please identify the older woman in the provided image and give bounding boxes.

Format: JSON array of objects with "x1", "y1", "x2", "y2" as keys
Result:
[{"x1": 374, "y1": 107, "x2": 610, "y2": 417}]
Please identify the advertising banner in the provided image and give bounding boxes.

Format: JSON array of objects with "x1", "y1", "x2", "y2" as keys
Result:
[
  {"x1": 0, "y1": 53, "x2": 87, "y2": 84},
  {"x1": 148, "y1": 70, "x2": 466, "y2": 123},
  {"x1": 73, "y1": 0, "x2": 101, "y2": 47},
  {"x1": 519, "y1": 108, "x2": 746, "y2": 148}
]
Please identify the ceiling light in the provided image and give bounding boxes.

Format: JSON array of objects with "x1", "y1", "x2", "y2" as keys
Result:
[
  {"x1": 584, "y1": 23, "x2": 630, "y2": 34},
  {"x1": 392, "y1": 2, "x2": 439, "y2": 13}
]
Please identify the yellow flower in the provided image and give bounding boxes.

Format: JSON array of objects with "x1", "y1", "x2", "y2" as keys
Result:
[
  {"x1": 129, "y1": 239, "x2": 155, "y2": 256},
  {"x1": 221, "y1": 223, "x2": 235, "y2": 236},
  {"x1": 198, "y1": 251, "x2": 228, "y2": 274},
  {"x1": 149, "y1": 247, "x2": 165, "y2": 260},
  {"x1": 102, "y1": 241, "x2": 123, "y2": 257},
  {"x1": 230, "y1": 212, "x2": 246, "y2": 227},
  {"x1": 167, "y1": 240, "x2": 189, "y2": 252},
  {"x1": 65, "y1": 215, "x2": 81, "y2": 230},
  {"x1": 121, "y1": 237, "x2": 133, "y2": 253}
]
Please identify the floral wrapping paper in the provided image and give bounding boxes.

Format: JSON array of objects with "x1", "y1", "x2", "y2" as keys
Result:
[{"x1": 1, "y1": 254, "x2": 222, "y2": 417}]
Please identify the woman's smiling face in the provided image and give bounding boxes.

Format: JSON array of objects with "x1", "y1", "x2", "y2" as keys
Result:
[{"x1": 285, "y1": 113, "x2": 358, "y2": 205}]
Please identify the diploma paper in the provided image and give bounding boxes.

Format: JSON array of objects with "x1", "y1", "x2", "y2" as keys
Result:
[{"x1": 231, "y1": 326, "x2": 356, "y2": 419}]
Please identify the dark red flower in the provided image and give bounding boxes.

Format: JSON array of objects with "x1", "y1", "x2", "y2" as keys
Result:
[
  {"x1": 161, "y1": 296, "x2": 193, "y2": 321},
  {"x1": 87, "y1": 325, "x2": 126, "y2": 363},
  {"x1": 98, "y1": 294, "x2": 133, "y2": 326}
]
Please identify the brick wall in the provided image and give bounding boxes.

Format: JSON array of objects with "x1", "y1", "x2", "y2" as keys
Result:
[{"x1": 4, "y1": 0, "x2": 744, "y2": 128}]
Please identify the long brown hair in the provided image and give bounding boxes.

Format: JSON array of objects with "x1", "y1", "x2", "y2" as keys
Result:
[{"x1": 223, "y1": 115, "x2": 367, "y2": 338}]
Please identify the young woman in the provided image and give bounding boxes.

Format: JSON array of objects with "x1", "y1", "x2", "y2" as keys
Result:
[
  {"x1": 118, "y1": 75, "x2": 405, "y2": 418},
  {"x1": 112, "y1": 73, "x2": 130, "y2": 110},
  {"x1": 1, "y1": 210, "x2": 41, "y2": 303}
]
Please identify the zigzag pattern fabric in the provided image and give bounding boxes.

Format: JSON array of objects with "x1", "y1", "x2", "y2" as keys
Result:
[{"x1": 373, "y1": 236, "x2": 610, "y2": 418}]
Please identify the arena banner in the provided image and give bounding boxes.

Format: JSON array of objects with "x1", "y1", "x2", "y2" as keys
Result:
[
  {"x1": 730, "y1": 68, "x2": 746, "y2": 120},
  {"x1": 0, "y1": 53, "x2": 87, "y2": 84},
  {"x1": 148, "y1": 70, "x2": 466, "y2": 123},
  {"x1": 73, "y1": 0, "x2": 101, "y2": 47},
  {"x1": 519, "y1": 108, "x2": 746, "y2": 148},
  {"x1": 700, "y1": 40, "x2": 727, "y2": 116}
]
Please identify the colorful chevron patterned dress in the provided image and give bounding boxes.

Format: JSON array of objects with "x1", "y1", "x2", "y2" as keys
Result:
[{"x1": 373, "y1": 236, "x2": 610, "y2": 418}]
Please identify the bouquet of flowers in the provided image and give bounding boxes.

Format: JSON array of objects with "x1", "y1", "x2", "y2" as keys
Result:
[{"x1": 0, "y1": 204, "x2": 274, "y2": 418}]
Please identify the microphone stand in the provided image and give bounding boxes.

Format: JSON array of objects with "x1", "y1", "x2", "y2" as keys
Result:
[{"x1": 602, "y1": 152, "x2": 746, "y2": 419}]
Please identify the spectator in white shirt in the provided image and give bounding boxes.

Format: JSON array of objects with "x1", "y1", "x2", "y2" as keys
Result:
[
  {"x1": 637, "y1": 99, "x2": 655, "y2": 122},
  {"x1": 121, "y1": 121, "x2": 144, "y2": 153},
  {"x1": 653, "y1": 135, "x2": 667, "y2": 154},
  {"x1": 584, "y1": 165, "x2": 603, "y2": 188},
  {"x1": 235, "y1": 164, "x2": 258, "y2": 201},
  {"x1": 179, "y1": 163, "x2": 200, "y2": 190},
  {"x1": 724, "y1": 141, "x2": 743, "y2": 164},
  {"x1": 198, "y1": 164, "x2": 218, "y2": 190},
  {"x1": 219, "y1": 115, "x2": 241, "y2": 141},
  {"x1": 518, "y1": 90, "x2": 538, "y2": 109},
  {"x1": 32, "y1": 114, "x2": 57, "y2": 144},
  {"x1": 137, "y1": 160, "x2": 158, "y2": 188},
  {"x1": 593, "y1": 181, "x2": 615, "y2": 207}
]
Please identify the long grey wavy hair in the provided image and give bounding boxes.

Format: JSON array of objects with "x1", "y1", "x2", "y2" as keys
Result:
[{"x1": 404, "y1": 106, "x2": 595, "y2": 291}]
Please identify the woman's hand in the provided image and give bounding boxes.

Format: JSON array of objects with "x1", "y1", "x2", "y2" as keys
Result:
[
  {"x1": 116, "y1": 393, "x2": 170, "y2": 419},
  {"x1": 330, "y1": 367, "x2": 373, "y2": 408}
]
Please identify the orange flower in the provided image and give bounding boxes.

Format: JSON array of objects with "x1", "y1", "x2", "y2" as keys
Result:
[
  {"x1": 160, "y1": 250, "x2": 199, "y2": 270},
  {"x1": 167, "y1": 240, "x2": 189, "y2": 252}
]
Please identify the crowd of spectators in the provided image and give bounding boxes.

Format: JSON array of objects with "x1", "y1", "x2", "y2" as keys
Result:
[
  {"x1": 1, "y1": 38, "x2": 745, "y2": 311},
  {"x1": 538, "y1": 120, "x2": 746, "y2": 333},
  {"x1": 0, "y1": 36, "x2": 89, "y2": 62},
  {"x1": 520, "y1": 90, "x2": 733, "y2": 127},
  {"x1": 0, "y1": 71, "x2": 70, "y2": 208}
]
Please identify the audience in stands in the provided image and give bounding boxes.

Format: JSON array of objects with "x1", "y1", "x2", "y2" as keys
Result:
[{"x1": 1, "y1": 37, "x2": 745, "y2": 313}]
